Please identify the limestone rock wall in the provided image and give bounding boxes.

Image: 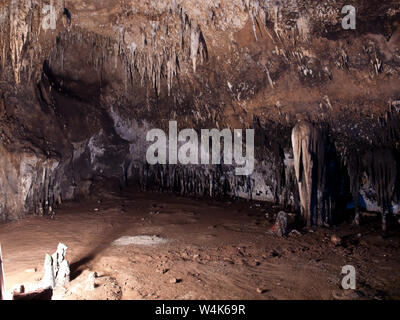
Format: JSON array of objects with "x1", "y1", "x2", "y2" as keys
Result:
[{"x1": 0, "y1": 1, "x2": 399, "y2": 225}]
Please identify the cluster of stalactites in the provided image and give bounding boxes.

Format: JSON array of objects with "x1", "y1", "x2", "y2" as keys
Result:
[
  {"x1": 46, "y1": 3, "x2": 208, "y2": 97},
  {"x1": 0, "y1": 0, "x2": 284, "y2": 92},
  {"x1": 48, "y1": 30, "x2": 116, "y2": 75},
  {"x1": 0, "y1": 0, "x2": 67, "y2": 84},
  {"x1": 343, "y1": 105, "x2": 400, "y2": 230},
  {"x1": 120, "y1": 4, "x2": 208, "y2": 96},
  {"x1": 345, "y1": 147, "x2": 397, "y2": 231},
  {"x1": 27, "y1": 160, "x2": 63, "y2": 218},
  {"x1": 241, "y1": 0, "x2": 284, "y2": 40},
  {"x1": 131, "y1": 162, "x2": 254, "y2": 200}
]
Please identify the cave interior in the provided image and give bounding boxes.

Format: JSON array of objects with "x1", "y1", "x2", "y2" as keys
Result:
[{"x1": 0, "y1": 0, "x2": 400, "y2": 300}]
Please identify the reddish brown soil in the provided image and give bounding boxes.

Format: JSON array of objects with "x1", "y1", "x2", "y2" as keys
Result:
[{"x1": 0, "y1": 189, "x2": 399, "y2": 300}]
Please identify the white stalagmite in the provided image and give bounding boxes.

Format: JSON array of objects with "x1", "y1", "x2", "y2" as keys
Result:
[
  {"x1": 42, "y1": 254, "x2": 55, "y2": 289},
  {"x1": 53, "y1": 243, "x2": 70, "y2": 287},
  {"x1": 42, "y1": 243, "x2": 70, "y2": 289}
]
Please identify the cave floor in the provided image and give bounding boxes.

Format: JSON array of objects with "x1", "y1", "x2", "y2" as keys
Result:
[{"x1": 1, "y1": 189, "x2": 400, "y2": 300}]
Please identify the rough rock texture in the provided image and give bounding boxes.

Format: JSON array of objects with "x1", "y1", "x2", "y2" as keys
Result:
[
  {"x1": 0, "y1": 1, "x2": 399, "y2": 228},
  {"x1": 269, "y1": 211, "x2": 288, "y2": 237},
  {"x1": 42, "y1": 243, "x2": 70, "y2": 289},
  {"x1": 292, "y1": 120, "x2": 339, "y2": 227}
]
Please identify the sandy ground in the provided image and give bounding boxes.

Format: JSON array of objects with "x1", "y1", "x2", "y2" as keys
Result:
[{"x1": 0, "y1": 189, "x2": 399, "y2": 300}]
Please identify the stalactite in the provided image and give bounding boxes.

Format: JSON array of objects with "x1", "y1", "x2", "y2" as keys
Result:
[
  {"x1": 9, "y1": 0, "x2": 30, "y2": 84},
  {"x1": 346, "y1": 151, "x2": 362, "y2": 225},
  {"x1": 292, "y1": 120, "x2": 332, "y2": 227},
  {"x1": 190, "y1": 20, "x2": 200, "y2": 72},
  {"x1": 365, "y1": 149, "x2": 397, "y2": 231},
  {"x1": 0, "y1": 0, "x2": 273, "y2": 91},
  {"x1": 132, "y1": 163, "x2": 242, "y2": 199}
]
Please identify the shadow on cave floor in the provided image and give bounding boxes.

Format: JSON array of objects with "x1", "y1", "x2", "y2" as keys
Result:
[{"x1": 0, "y1": 188, "x2": 399, "y2": 300}]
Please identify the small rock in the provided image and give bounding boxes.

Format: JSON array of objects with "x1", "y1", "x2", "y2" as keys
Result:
[
  {"x1": 269, "y1": 211, "x2": 288, "y2": 237},
  {"x1": 289, "y1": 229, "x2": 301, "y2": 237},
  {"x1": 25, "y1": 268, "x2": 37, "y2": 273},
  {"x1": 11, "y1": 284, "x2": 25, "y2": 294},
  {"x1": 169, "y1": 278, "x2": 177, "y2": 283},
  {"x1": 256, "y1": 288, "x2": 267, "y2": 294},
  {"x1": 270, "y1": 250, "x2": 281, "y2": 258},
  {"x1": 169, "y1": 278, "x2": 181, "y2": 284},
  {"x1": 94, "y1": 208, "x2": 99, "y2": 212},
  {"x1": 331, "y1": 234, "x2": 342, "y2": 246},
  {"x1": 332, "y1": 289, "x2": 365, "y2": 300},
  {"x1": 85, "y1": 272, "x2": 97, "y2": 291}
]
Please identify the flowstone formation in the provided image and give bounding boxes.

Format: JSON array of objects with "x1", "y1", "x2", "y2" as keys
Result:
[{"x1": 0, "y1": 1, "x2": 399, "y2": 229}]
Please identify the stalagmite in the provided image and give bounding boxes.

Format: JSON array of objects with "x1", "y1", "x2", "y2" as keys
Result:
[
  {"x1": 42, "y1": 254, "x2": 55, "y2": 289},
  {"x1": 42, "y1": 243, "x2": 70, "y2": 289}
]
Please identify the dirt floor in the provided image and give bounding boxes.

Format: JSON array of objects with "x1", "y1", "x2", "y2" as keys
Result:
[{"x1": 0, "y1": 188, "x2": 400, "y2": 300}]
